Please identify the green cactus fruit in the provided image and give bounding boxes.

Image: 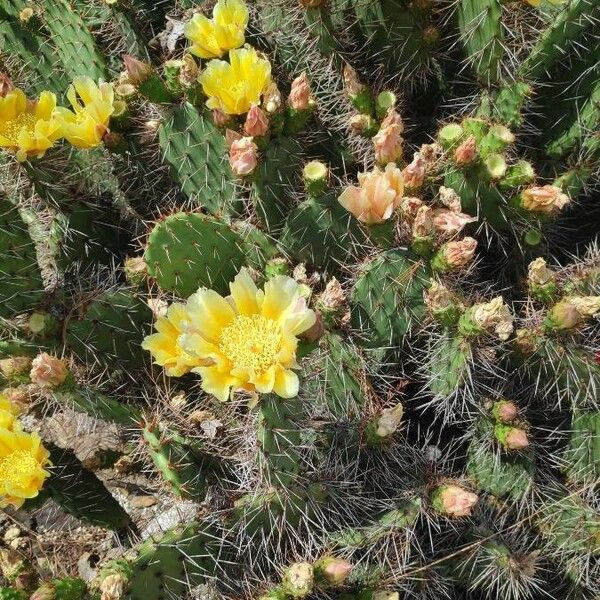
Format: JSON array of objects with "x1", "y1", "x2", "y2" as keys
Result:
[
  {"x1": 66, "y1": 288, "x2": 152, "y2": 369},
  {"x1": 280, "y1": 190, "x2": 367, "y2": 274},
  {"x1": 0, "y1": 203, "x2": 44, "y2": 319},
  {"x1": 253, "y1": 136, "x2": 304, "y2": 233},
  {"x1": 351, "y1": 250, "x2": 430, "y2": 348},
  {"x1": 43, "y1": 443, "x2": 131, "y2": 530},
  {"x1": 302, "y1": 334, "x2": 368, "y2": 420},
  {"x1": 158, "y1": 103, "x2": 236, "y2": 214},
  {"x1": 143, "y1": 423, "x2": 208, "y2": 500},
  {"x1": 144, "y1": 212, "x2": 248, "y2": 298},
  {"x1": 563, "y1": 410, "x2": 600, "y2": 484},
  {"x1": 457, "y1": 0, "x2": 504, "y2": 85}
]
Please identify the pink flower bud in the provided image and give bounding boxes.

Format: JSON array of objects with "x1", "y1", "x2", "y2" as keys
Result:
[
  {"x1": 343, "y1": 64, "x2": 364, "y2": 97},
  {"x1": 399, "y1": 196, "x2": 423, "y2": 217},
  {"x1": 213, "y1": 109, "x2": 230, "y2": 127},
  {"x1": 29, "y1": 353, "x2": 68, "y2": 389},
  {"x1": 380, "y1": 107, "x2": 404, "y2": 132},
  {"x1": 521, "y1": 185, "x2": 570, "y2": 214},
  {"x1": 505, "y1": 427, "x2": 529, "y2": 450},
  {"x1": 492, "y1": 400, "x2": 519, "y2": 423},
  {"x1": 548, "y1": 300, "x2": 582, "y2": 330},
  {"x1": 454, "y1": 135, "x2": 477, "y2": 165},
  {"x1": 402, "y1": 152, "x2": 426, "y2": 189},
  {"x1": 229, "y1": 137, "x2": 258, "y2": 176},
  {"x1": 373, "y1": 123, "x2": 403, "y2": 164},
  {"x1": 244, "y1": 105, "x2": 269, "y2": 137},
  {"x1": 288, "y1": 72, "x2": 314, "y2": 110},
  {"x1": 443, "y1": 237, "x2": 477, "y2": 268},
  {"x1": 319, "y1": 557, "x2": 353, "y2": 586},
  {"x1": 122, "y1": 54, "x2": 152, "y2": 85},
  {"x1": 432, "y1": 209, "x2": 477, "y2": 236},
  {"x1": 434, "y1": 484, "x2": 478, "y2": 517}
]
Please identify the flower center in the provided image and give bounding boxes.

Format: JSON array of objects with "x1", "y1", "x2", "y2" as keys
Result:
[
  {"x1": 0, "y1": 450, "x2": 39, "y2": 491},
  {"x1": 0, "y1": 113, "x2": 36, "y2": 145},
  {"x1": 219, "y1": 314, "x2": 281, "y2": 374}
]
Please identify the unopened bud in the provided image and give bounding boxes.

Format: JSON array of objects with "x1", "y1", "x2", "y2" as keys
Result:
[
  {"x1": 315, "y1": 556, "x2": 353, "y2": 586},
  {"x1": 263, "y1": 82, "x2": 282, "y2": 114},
  {"x1": 491, "y1": 400, "x2": 519, "y2": 423},
  {"x1": 124, "y1": 256, "x2": 147, "y2": 287},
  {"x1": 228, "y1": 137, "x2": 258, "y2": 176},
  {"x1": 0, "y1": 357, "x2": 32, "y2": 379},
  {"x1": 19, "y1": 7, "x2": 35, "y2": 22},
  {"x1": 546, "y1": 300, "x2": 582, "y2": 331},
  {"x1": 302, "y1": 311, "x2": 325, "y2": 343},
  {"x1": 244, "y1": 105, "x2": 269, "y2": 137},
  {"x1": 432, "y1": 484, "x2": 478, "y2": 517},
  {"x1": 288, "y1": 72, "x2": 314, "y2": 111},
  {"x1": 402, "y1": 152, "x2": 426, "y2": 189},
  {"x1": 454, "y1": 135, "x2": 477, "y2": 165},
  {"x1": 375, "y1": 403, "x2": 404, "y2": 438},
  {"x1": 100, "y1": 573, "x2": 127, "y2": 600},
  {"x1": 122, "y1": 54, "x2": 153, "y2": 86},
  {"x1": 495, "y1": 424, "x2": 529, "y2": 450}
]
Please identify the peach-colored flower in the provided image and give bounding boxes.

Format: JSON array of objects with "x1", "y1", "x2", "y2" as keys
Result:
[
  {"x1": 527, "y1": 257, "x2": 554, "y2": 286},
  {"x1": 212, "y1": 109, "x2": 229, "y2": 127},
  {"x1": 454, "y1": 135, "x2": 477, "y2": 165},
  {"x1": 413, "y1": 205, "x2": 434, "y2": 238},
  {"x1": 402, "y1": 152, "x2": 425, "y2": 189},
  {"x1": 338, "y1": 163, "x2": 404, "y2": 224},
  {"x1": 29, "y1": 353, "x2": 68, "y2": 389},
  {"x1": 471, "y1": 296, "x2": 514, "y2": 341},
  {"x1": 424, "y1": 280, "x2": 453, "y2": 312},
  {"x1": 505, "y1": 428, "x2": 529, "y2": 450},
  {"x1": 432, "y1": 209, "x2": 477, "y2": 236},
  {"x1": 569, "y1": 296, "x2": 600, "y2": 317},
  {"x1": 434, "y1": 484, "x2": 478, "y2": 517},
  {"x1": 244, "y1": 105, "x2": 269, "y2": 136},
  {"x1": 228, "y1": 136, "x2": 258, "y2": 176},
  {"x1": 443, "y1": 237, "x2": 477, "y2": 268},
  {"x1": 373, "y1": 110, "x2": 403, "y2": 164},
  {"x1": 521, "y1": 185, "x2": 569, "y2": 214},
  {"x1": 288, "y1": 72, "x2": 314, "y2": 110}
]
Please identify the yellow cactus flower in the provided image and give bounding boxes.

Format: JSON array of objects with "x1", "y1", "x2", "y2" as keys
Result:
[
  {"x1": 185, "y1": 0, "x2": 249, "y2": 59},
  {"x1": 172, "y1": 268, "x2": 315, "y2": 402},
  {"x1": 0, "y1": 88, "x2": 62, "y2": 161},
  {"x1": 0, "y1": 428, "x2": 50, "y2": 509},
  {"x1": 142, "y1": 302, "x2": 203, "y2": 377},
  {"x1": 199, "y1": 47, "x2": 272, "y2": 115},
  {"x1": 55, "y1": 77, "x2": 115, "y2": 149},
  {"x1": 0, "y1": 395, "x2": 21, "y2": 431}
]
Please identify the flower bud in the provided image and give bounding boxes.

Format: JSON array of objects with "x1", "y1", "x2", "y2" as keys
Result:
[
  {"x1": 122, "y1": 54, "x2": 153, "y2": 86},
  {"x1": 124, "y1": 256, "x2": 147, "y2": 287},
  {"x1": 495, "y1": 424, "x2": 529, "y2": 450},
  {"x1": 433, "y1": 237, "x2": 477, "y2": 272},
  {"x1": 317, "y1": 277, "x2": 346, "y2": 312},
  {"x1": 373, "y1": 113, "x2": 403, "y2": 164},
  {"x1": 228, "y1": 137, "x2": 258, "y2": 176},
  {"x1": 288, "y1": 72, "x2": 314, "y2": 111},
  {"x1": 520, "y1": 185, "x2": 569, "y2": 214},
  {"x1": 469, "y1": 296, "x2": 514, "y2": 341},
  {"x1": 282, "y1": 562, "x2": 314, "y2": 598},
  {"x1": 343, "y1": 63, "x2": 365, "y2": 98},
  {"x1": 178, "y1": 54, "x2": 199, "y2": 88},
  {"x1": 438, "y1": 186, "x2": 462, "y2": 212},
  {"x1": 491, "y1": 399, "x2": 519, "y2": 423},
  {"x1": 19, "y1": 7, "x2": 35, "y2": 23},
  {"x1": 546, "y1": 300, "x2": 582, "y2": 331},
  {"x1": 528, "y1": 257, "x2": 554, "y2": 286},
  {"x1": 402, "y1": 152, "x2": 426, "y2": 189},
  {"x1": 30, "y1": 353, "x2": 68, "y2": 389},
  {"x1": 302, "y1": 312, "x2": 325, "y2": 343},
  {"x1": 244, "y1": 105, "x2": 269, "y2": 137},
  {"x1": 315, "y1": 556, "x2": 353, "y2": 586},
  {"x1": 454, "y1": 135, "x2": 477, "y2": 165},
  {"x1": 212, "y1": 109, "x2": 230, "y2": 127},
  {"x1": 568, "y1": 296, "x2": 600, "y2": 317},
  {"x1": 432, "y1": 484, "x2": 478, "y2": 517}
]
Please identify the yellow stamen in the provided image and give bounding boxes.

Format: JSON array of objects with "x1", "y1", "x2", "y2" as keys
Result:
[
  {"x1": 0, "y1": 450, "x2": 39, "y2": 490},
  {"x1": 219, "y1": 314, "x2": 281, "y2": 374},
  {"x1": 0, "y1": 113, "x2": 37, "y2": 145}
]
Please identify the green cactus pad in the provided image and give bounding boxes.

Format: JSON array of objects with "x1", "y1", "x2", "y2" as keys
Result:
[
  {"x1": 427, "y1": 332, "x2": 470, "y2": 397},
  {"x1": 144, "y1": 212, "x2": 248, "y2": 298},
  {"x1": 158, "y1": 103, "x2": 236, "y2": 214},
  {"x1": 350, "y1": 250, "x2": 430, "y2": 348},
  {"x1": 563, "y1": 410, "x2": 600, "y2": 484},
  {"x1": 66, "y1": 288, "x2": 152, "y2": 369}
]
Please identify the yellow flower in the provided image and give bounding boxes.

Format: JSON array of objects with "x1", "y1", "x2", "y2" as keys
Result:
[
  {"x1": 0, "y1": 88, "x2": 62, "y2": 161},
  {"x1": 55, "y1": 77, "x2": 114, "y2": 149},
  {"x1": 142, "y1": 303, "x2": 203, "y2": 377},
  {"x1": 0, "y1": 395, "x2": 21, "y2": 431},
  {"x1": 185, "y1": 0, "x2": 249, "y2": 59},
  {"x1": 199, "y1": 47, "x2": 272, "y2": 115},
  {"x1": 178, "y1": 268, "x2": 316, "y2": 401},
  {"x1": 0, "y1": 428, "x2": 50, "y2": 509}
]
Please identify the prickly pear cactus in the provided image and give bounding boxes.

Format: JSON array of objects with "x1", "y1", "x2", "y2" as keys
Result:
[{"x1": 0, "y1": 0, "x2": 598, "y2": 599}]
